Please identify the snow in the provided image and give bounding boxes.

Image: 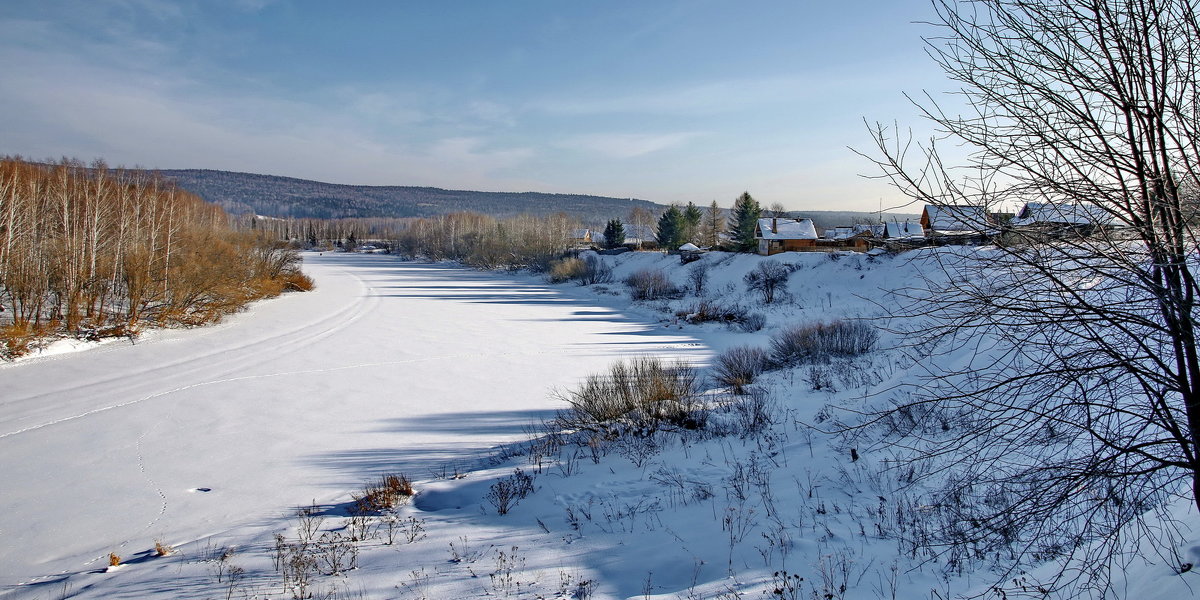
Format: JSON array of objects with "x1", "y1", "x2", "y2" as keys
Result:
[{"x1": 1, "y1": 249, "x2": 1196, "y2": 599}]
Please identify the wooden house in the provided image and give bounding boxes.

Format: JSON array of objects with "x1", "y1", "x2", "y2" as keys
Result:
[{"x1": 755, "y1": 218, "x2": 818, "y2": 255}]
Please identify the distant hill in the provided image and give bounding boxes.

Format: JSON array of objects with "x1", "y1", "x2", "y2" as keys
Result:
[
  {"x1": 160, "y1": 168, "x2": 919, "y2": 228},
  {"x1": 160, "y1": 169, "x2": 664, "y2": 223}
]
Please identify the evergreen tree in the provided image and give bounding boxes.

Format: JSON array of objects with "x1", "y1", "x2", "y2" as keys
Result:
[
  {"x1": 602, "y1": 218, "x2": 626, "y2": 249},
  {"x1": 727, "y1": 192, "x2": 761, "y2": 252},
  {"x1": 656, "y1": 205, "x2": 685, "y2": 250},
  {"x1": 682, "y1": 202, "x2": 703, "y2": 245}
]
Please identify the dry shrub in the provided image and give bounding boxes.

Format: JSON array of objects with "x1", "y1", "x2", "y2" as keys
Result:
[
  {"x1": 281, "y1": 270, "x2": 315, "y2": 292},
  {"x1": 548, "y1": 257, "x2": 587, "y2": 283},
  {"x1": 109, "y1": 553, "x2": 121, "y2": 567},
  {"x1": 712, "y1": 345, "x2": 769, "y2": 394},
  {"x1": 352, "y1": 473, "x2": 415, "y2": 514},
  {"x1": 154, "y1": 540, "x2": 173, "y2": 556},
  {"x1": 624, "y1": 269, "x2": 680, "y2": 301},
  {"x1": 768, "y1": 320, "x2": 878, "y2": 367},
  {"x1": 556, "y1": 356, "x2": 701, "y2": 429}
]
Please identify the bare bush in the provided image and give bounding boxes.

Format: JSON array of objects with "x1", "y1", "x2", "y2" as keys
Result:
[
  {"x1": 687, "y1": 263, "x2": 709, "y2": 295},
  {"x1": 743, "y1": 260, "x2": 790, "y2": 304},
  {"x1": 712, "y1": 346, "x2": 769, "y2": 394},
  {"x1": 624, "y1": 269, "x2": 680, "y2": 301},
  {"x1": 768, "y1": 320, "x2": 877, "y2": 367},
  {"x1": 555, "y1": 356, "x2": 702, "y2": 430},
  {"x1": 738, "y1": 312, "x2": 766, "y2": 332},
  {"x1": 486, "y1": 468, "x2": 535, "y2": 515}
]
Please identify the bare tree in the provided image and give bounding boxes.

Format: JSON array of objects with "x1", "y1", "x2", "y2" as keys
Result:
[{"x1": 855, "y1": 0, "x2": 1200, "y2": 594}]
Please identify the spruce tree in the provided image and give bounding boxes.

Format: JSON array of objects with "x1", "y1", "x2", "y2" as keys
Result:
[
  {"x1": 682, "y1": 202, "x2": 703, "y2": 245},
  {"x1": 728, "y1": 192, "x2": 761, "y2": 252},
  {"x1": 602, "y1": 218, "x2": 626, "y2": 249},
  {"x1": 656, "y1": 205, "x2": 685, "y2": 250}
]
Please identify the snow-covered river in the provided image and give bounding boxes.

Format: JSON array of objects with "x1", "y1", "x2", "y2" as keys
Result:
[{"x1": 0, "y1": 253, "x2": 708, "y2": 590}]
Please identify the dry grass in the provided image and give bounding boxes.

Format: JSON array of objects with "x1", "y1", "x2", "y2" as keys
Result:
[
  {"x1": 108, "y1": 553, "x2": 121, "y2": 567},
  {"x1": 352, "y1": 473, "x2": 415, "y2": 514},
  {"x1": 154, "y1": 540, "x2": 173, "y2": 557}
]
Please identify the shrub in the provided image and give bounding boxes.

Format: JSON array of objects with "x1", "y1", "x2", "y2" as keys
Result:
[
  {"x1": 281, "y1": 270, "x2": 315, "y2": 292},
  {"x1": 486, "y1": 468, "x2": 535, "y2": 515},
  {"x1": 768, "y1": 320, "x2": 878, "y2": 367},
  {"x1": 678, "y1": 300, "x2": 747, "y2": 324},
  {"x1": 687, "y1": 263, "x2": 709, "y2": 295},
  {"x1": 624, "y1": 269, "x2": 680, "y2": 301},
  {"x1": 548, "y1": 257, "x2": 588, "y2": 283},
  {"x1": 556, "y1": 356, "x2": 701, "y2": 430},
  {"x1": 577, "y1": 255, "x2": 613, "y2": 285},
  {"x1": 738, "y1": 312, "x2": 766, "y2": 332},
  {"x1": 351, "y1": 473, "x2": 415, "y2": 514},
  {"x1": 743, "y1": 260, "x2": 790, "y2": 304},
  {"x1": 712, "y1": 346, "x2": 769, "y2": 394},
  {"x1": 548, "y1": 255, "x2": 612, "y2": 285}
]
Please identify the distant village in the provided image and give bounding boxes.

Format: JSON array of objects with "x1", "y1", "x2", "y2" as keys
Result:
[{"x1": 572, "y1": 201, "x2": 1119, "y2": 256}]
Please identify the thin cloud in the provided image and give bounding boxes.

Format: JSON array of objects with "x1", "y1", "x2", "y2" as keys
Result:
[{"x1": 560, "y1": 132, "x2": 703, "y2": 159}]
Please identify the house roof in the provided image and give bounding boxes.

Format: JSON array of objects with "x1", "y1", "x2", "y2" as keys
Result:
[
  {"x1": 756, "y1": 218, "x2": 818, "y2": 240},
  {"x1": 1010, "y1": 202, "x2": 1113, "y2": 226},
  {"x1": 570, "y1": 228, "x2": 592, "y2": 239},
  {"x1": 885, "y1": 221, "x2": 924, "y2": 238},
  {"x1": 923, "y1": 205, "x2": 990, "y2": 233}
]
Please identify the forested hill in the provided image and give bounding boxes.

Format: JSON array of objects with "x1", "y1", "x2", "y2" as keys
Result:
[{"x1": 160, "y1": 169, "x2": 665, "y2": 222}]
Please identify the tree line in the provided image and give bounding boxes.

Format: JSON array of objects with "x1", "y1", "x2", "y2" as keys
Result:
[{"x1": 0, "y1": 157, "x2": 310, "y2": 357}]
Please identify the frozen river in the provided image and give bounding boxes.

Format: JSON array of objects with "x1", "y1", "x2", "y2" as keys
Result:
[{"x1": 0, "y1": 253, "x2": 707, "y2": 592}]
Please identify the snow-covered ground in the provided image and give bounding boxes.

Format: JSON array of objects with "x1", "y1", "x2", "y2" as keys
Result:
[{"x1": 1, "y1": 249, "x2": 1196, "y2": 599}]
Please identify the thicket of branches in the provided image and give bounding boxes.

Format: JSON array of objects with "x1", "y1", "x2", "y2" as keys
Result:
[
  {"x1": 389, "y1": 212, "x2": 580, "y2": 271},
  {"x1": 856, "y1": 0, "x2": 1200, "y2": 595},
  {"x1": 0, "y1": 157, "x2": 309, "y2": 357}
]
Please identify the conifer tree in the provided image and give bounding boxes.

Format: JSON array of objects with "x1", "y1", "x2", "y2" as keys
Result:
[
  {"x1": 682, "y1": 202, "x2": 703, "y2": 245},
  {"x1": 656, "y1": 206, "x2": 685, "y2": 250},
  {"x1": 727, "y1": 192, "x2": 761, "y2": 252},
  {"x1": 602, "y1": 218, "x2": 625, "y2": 249}
]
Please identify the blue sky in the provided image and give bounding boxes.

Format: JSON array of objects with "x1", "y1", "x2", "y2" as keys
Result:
[{"x1": 0, "y1": 1, "x2": 952, "y2": 212}]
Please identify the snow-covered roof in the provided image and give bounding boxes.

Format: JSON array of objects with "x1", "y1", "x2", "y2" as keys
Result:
[
  {"x1": 570, "y1": 228, "x2": 592, "y2": 240},
  {"x1": 923, "y1": 205, "x2": 990, "y2": 234},
  {"x1": 1010, "y1": 202, "x2": 1113, "y2": 227},
  {"x1": 755, "y1": 218, "x2": 818, "y2": 240},
  {"x1": 678, "y1": 243, "x2": 700, "y2": 251},
  {"x1": 885, "y1": 221, "x2": 924, "y2": 238}
]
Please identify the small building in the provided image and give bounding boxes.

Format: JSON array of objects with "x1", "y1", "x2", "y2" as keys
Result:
[
  {"x1": 569, "y1": 228, "x2": 595, "y2": 248},
  {"x1": 921, "y1": 205, "x2": 992, "y2": 237},
  {"x1": 1010, "y1": 201, "x2": 1112, "y2": 228},
  {"x1": 755, "y1": 218, "x2": 818, "y2": 255}
]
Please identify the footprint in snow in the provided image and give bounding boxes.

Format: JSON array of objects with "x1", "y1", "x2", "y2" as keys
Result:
[{"x1": 188, "y1": 487, "x2": 212, "y2": 493}]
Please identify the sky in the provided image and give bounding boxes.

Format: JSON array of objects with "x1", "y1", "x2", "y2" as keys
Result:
[{"x1": 0, "y1": 0, "x2": 955, "y2": 212}]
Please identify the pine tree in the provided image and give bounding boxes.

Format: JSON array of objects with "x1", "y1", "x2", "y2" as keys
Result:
[
  {"x1": 727, "y1": 192, "x2": 761, "y2": 252},
  {"x1": 602, "y1": 218, "x2": 626, "y2": 249},
  {"x1": 656, "y1": 206, "x2": 685, "y2": 250},
  {"x1": 682, "y1": 202, "x2": 703, "y2": 245}
]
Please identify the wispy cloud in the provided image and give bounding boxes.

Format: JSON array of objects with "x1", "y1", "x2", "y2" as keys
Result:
[
  {"x1": 559, "y1": 132, "x2": 703, "y2": 159},
  {"x1": 533, "y1": 77, "x2": 815, "y2": 117}
]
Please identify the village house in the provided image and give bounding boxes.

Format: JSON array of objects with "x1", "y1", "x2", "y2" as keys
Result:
[
  {"x1": 754, "y1": 217, "x2": 818, "y2": 255},
  {"x1": 920, "y1": 204, "x2": 993, "y2": 237},
  {"x1": 1010, "y1": 201, "x2": 1112, "y2": 229}
]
